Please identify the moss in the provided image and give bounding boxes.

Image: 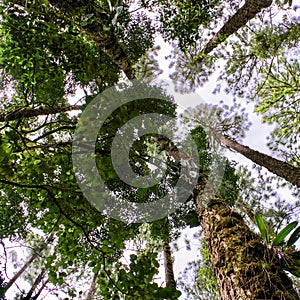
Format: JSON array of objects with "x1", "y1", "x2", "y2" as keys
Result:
[{"x1": 199, "y1": 199, "x2": 300, "y2": 299}]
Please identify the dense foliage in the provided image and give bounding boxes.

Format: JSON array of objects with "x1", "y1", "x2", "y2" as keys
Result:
[{"x1": 0, "y1": 0, "x2": 299, "y2": 299}]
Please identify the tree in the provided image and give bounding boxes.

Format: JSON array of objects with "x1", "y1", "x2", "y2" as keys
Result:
[
  {"x1": 161, "y1": 126, "x2": 300, "y2": 299},
  {"x1": 181, "y1": 103, "x2": 300, "y2": 187}
]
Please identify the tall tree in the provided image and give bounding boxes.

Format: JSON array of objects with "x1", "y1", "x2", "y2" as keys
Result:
[{"x1": 161, "y1": 126, "x2": 300, "y2": 299}]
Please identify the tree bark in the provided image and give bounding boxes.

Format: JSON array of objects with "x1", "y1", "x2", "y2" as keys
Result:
[
  {"x1": 85, "y1": 269, "x2": 99, "y2": 300},
  {"x1": 162, "y1": 241, "x2": 176, "y2": 290},
  {"x1": 21, "y1": 269, "x2": 46, "y2": 300},
  {"x1": 195, "y1": 196, "x2": 300, "y2": 300},
  {"x1": 196, "y1": 0, "x2": 273, "y2": 62},
  {"x1": 218, "y1": 134, "x2": 300, "y2": 188}
]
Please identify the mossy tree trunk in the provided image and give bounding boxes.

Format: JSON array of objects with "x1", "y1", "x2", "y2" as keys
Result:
[
  {"x1": 162, "y1": 241, "x2": 176, "y2": 290},
  {"x1": 195, "y1": 197, "x2": 299, "y2": 300}
]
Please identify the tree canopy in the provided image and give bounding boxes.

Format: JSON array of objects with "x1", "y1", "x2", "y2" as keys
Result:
[{"x1": 0, "y1": 0, "x2": 300, "y2": 299}]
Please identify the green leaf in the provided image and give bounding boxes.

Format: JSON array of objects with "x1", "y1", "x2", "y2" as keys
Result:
[
  {"x1": 255, "y1": 213, "x2": 269, "y2": 243},
  {"x1": 0, "y1": 6, "x2": 6, "y2": 14},
  {"x1": 287, "y1": 226, "x2": 300, "y2": 247},
  {"x1": 272, "y1": 221, "x2": 298, "y2": 247}
]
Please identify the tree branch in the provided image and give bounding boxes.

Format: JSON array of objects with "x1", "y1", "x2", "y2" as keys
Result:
[{"x1": 0, "y1": 105, "x2": 82, "y2": 123}]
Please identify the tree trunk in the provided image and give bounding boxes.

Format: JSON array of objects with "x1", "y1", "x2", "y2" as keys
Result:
[
  {"x1": 85, "y1": 270, "x2": 99, "y2": 300},
  {"x1": 196, "y1": 0, "x2": 273, "y2": 62},
  {"x1": 218, "y1": 134, "x2": 300, "y2": 188},
  {"x1": 31, "y1": 279, "x2": 49, "y2": 300},
  {"x1": 3, "y1": 252, "x2": 38, "y2": 293},
  {"x1": 162, "y1": 241, "x2": 176, "y2": 290},
  {"x1": 195, "y1": 196, "x2": 299, "y2": 300},
  {"x1": 21, "y1": 269, "x2": 46, "y2": 300}
]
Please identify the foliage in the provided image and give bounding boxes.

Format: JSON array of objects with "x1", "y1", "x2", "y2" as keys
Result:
[
  {"x1": 1, "y1": 1, "x2": 102, "y2": 88},
  {"x1": 195, "y1": 238, "x2": 220, "y2": 299},
  {"x1": 255, "y1": 213, "x2": 300, "y2": 248},
  {"x1": 0, "y1": 3, "x2": 158, "y2": 297},
  {"x1": 180, "y1": 102, "x2": 252, "y2": 142},
  {"x1": 156, "y1": 0, "x2": 220, "y2": 51},
  {"x1": 256, "y1": 57, "x2": 300, "y2": 160},
  {"x1": 255, "y1": 213, "x2": 270, "y2": 244},
  {"x1": 169, "y1": 124, "x2": 240, "y2": 229},
  {"x1": 255, "y1": 213, "x2": 300, "y2": 278},
  {"x1": 0, "y1": 0, "x2": 300, "y2": 298}
]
